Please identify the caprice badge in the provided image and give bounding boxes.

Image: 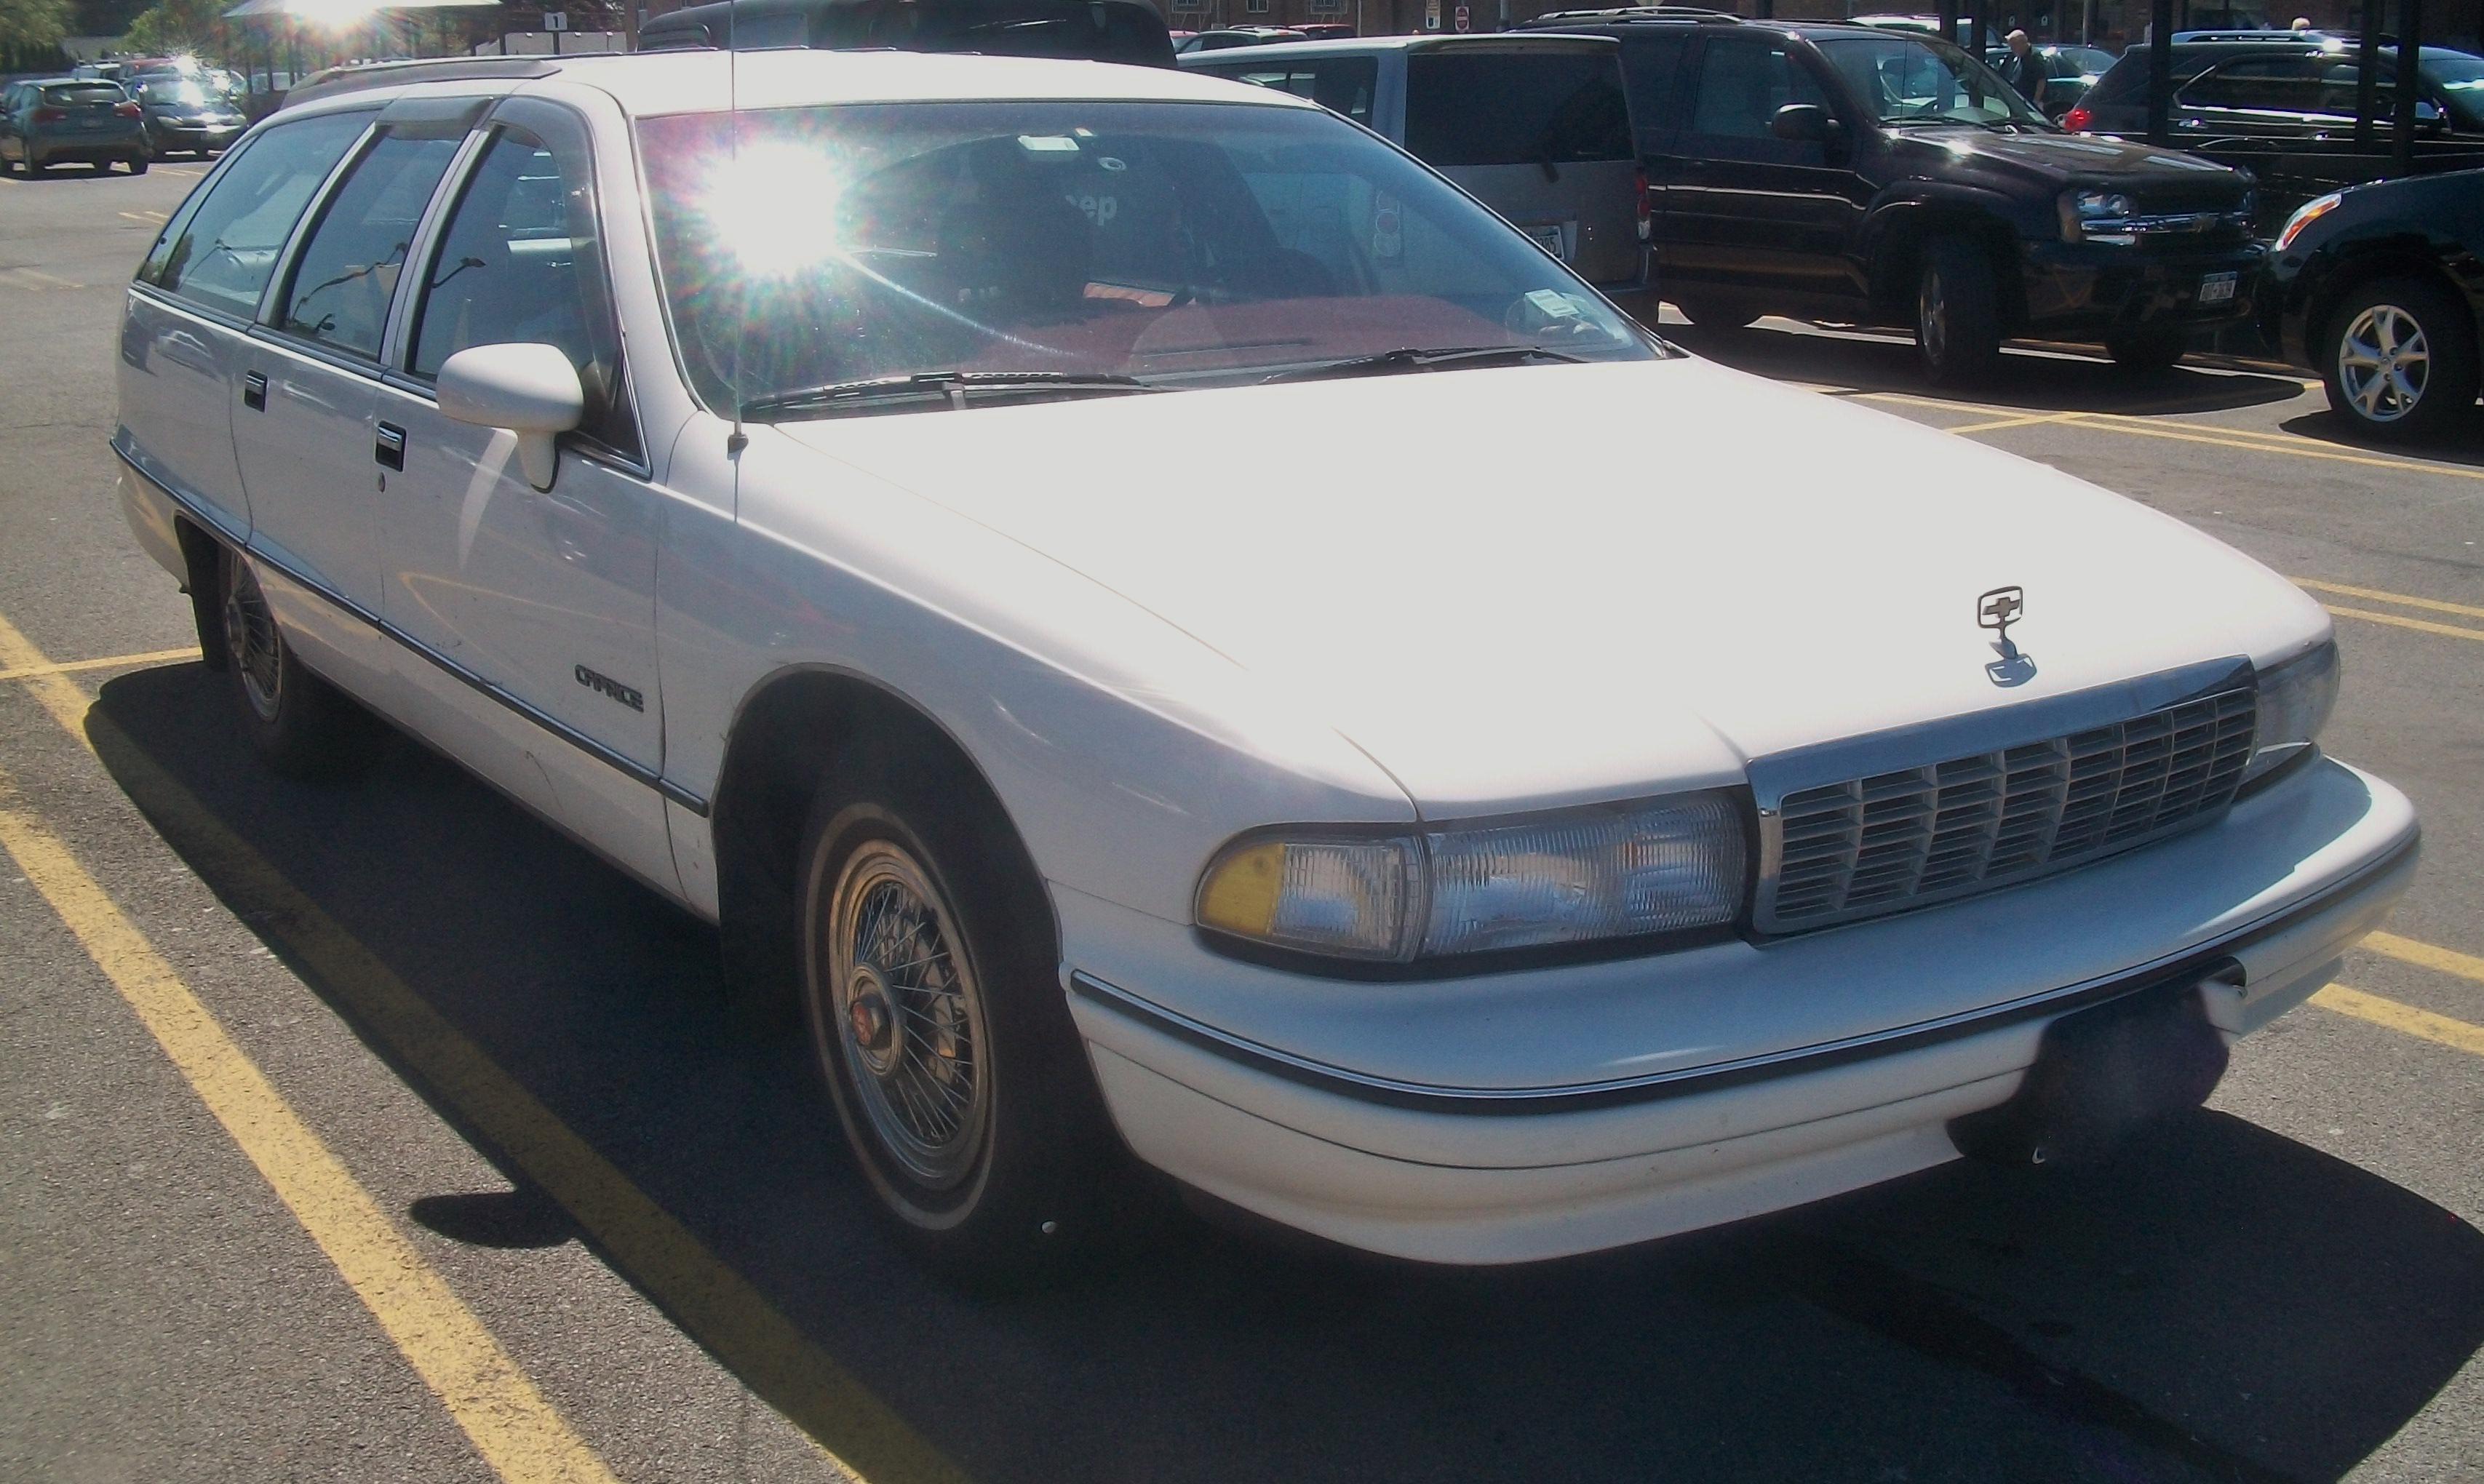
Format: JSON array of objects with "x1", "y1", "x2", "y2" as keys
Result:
[{"x1": 1978, "y1": 586, "x2": 2034, "y2": 688}]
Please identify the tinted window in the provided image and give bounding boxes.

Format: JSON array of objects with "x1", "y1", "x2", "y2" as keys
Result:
[
  {"x1": 148, "y1": 112, "x2": 369, "y2": 317},
  {"x1": 1617, "y1": 33, "x2": 1689, "y2": 138},
  {"x1": 1816, "y1": 34, "x2": 2042, "y2": 124},
  {"x1": 639, "y1": 100, "x2": 1652, "y2": 416},
  {"x1": 2179, "y1": 55, "x2": 2333, "y2": 111},
  {"x1": 1195, "y1": 57, "x2": 1378, "y2": 124},
  {"x1": 874, "y1": 0, "x2": 1172, "y2": 65},
  {"x1": 1688, "y1": 39, "x2": 1829, "y2": 140},
  {"x1": 42, "y1": 84, "x2": 129, "y2": 107},
  {"x1": 413, "y1": 127, "x2": 638, "y2": 458},
  {"x1": 1404, "y1": 51, "x2": 1633, "y2": 165},
  {"x1": 280, "y1": 132, "x2": 461, "y2": 357}
]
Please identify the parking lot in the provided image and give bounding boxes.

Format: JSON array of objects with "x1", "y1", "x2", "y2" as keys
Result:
[{"x1": 4, "y1": 158, "x2": 2481, "y2": 1484}]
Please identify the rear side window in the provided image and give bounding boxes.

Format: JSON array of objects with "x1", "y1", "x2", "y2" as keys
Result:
[
  {"x1": 2179, "y1": 55, "x2": 2335, "y2": 112},
  {"x1": 1618, "y1": 33, "x2": 1690, "y2": 139},
  {"x1": 144, "y1": 111, "x2": 370, "y2": 319},
  {"x1": 278, "y1": 131, "x2": 461, "y2": 358},
  {"x1": 1405, "y1": 50, "x2": 1633, "y2": 164},
  {"x1": 1196, "y1": 57, "x2": 1378, "y2": 124}
]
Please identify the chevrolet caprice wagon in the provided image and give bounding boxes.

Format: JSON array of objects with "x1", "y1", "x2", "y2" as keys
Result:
[{"x1": 113, "y1": 49, "x2": 2417, "y2": 1273}]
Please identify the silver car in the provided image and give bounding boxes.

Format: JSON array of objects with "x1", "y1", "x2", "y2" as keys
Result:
[{"x1": 1183, "y1": 35, "x2": 1654, "y2": 308}]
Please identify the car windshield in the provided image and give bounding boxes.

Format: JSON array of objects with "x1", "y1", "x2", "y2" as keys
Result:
[
  {"x1": 639, "y1": 100, "x2": 1653, "y2": 419},
  {"x1": 2055, "y1": 45, "x2": 2116, "y2": 73},
  {"x1": 140, "y1": 79, "x2": 212, "y2": 106},
  {"x1": 1818, "y1": 34, "x2": 2050, "y2": 125}
]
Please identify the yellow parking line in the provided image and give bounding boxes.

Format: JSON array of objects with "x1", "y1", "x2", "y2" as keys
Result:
[
  {"x1": 118, "y1": 209, "x2": 168, "y2": 223},
  {"x1": 2312, "y1": 985, "x2": 2484, "y2": 1058},
  {"x1": 2292, "y1": 578, "x2": 2484, "y2": 623},
  {"x1": 0, "y1": 762, "x2": 619, "y2": 1483},
  {"x1": 0, "y1": 608, "x2": 961, "y2": 1484},
  {"x1": 1942, "y1": 411, "x2": 2082, "y2": 436},
  {"x1": 2320, "y1": 604, "x2": 2484, "y2": 643},
  {"x1": 0, "y1": 267, "x2": 85, "y2": 291},
  {"x1": 2055, "y1": 412, "x2": 2484, "y2": 482},
  {"x1": 0, "y1": 645, "x2": 197, "y2": 682},
  {"x1": 2364, "y1": 930, "x2": 2484, "y2": 984}
]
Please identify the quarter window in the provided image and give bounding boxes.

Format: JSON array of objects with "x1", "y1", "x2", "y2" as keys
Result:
[
  {"x1": 1199, "y1": 58, "x2": 1378, "y2": 124},
  {"x1": 144, "y1": 111, "x2": 368, "y2": 319},
  {"x1": 278, "y1": 130, "x2": 461, "y2": 358},
  {"x1": 410, "y1": 124, "x2": 638, "y2": 459}
]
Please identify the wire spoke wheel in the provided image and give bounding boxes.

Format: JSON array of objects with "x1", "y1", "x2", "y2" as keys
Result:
[
  {"x1": 2338, "y1": 303, "x2": 2431, "y2": 423},
  {"x1": 220, "y1": 554, "x2": 284, "y2": 723},
  {"x1": 826, "y1": 839, "x2": 992, "y2": 1192}
]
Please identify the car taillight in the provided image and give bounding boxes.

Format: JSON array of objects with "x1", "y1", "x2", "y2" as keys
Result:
[
  {"x1": 1634, "y1": 164, "x2": 1652, "y2": 242},
  {"x1": 32, "y1": 107, "x2": 65, "y2": 122},
  {"x1": 2061, "y1": 105, "x2": 2093, "y2": 132},
  {"x1": 115, "y1": 101, "x2": 142, "y2": 117}
]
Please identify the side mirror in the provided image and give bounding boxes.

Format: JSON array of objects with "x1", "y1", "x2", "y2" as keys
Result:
[
  {"x1": 437, "y1": 342, "x2": 583, "y2": 492},
  {"x1": 1771, "y1": 103, "x2": 1835, "y2": 143}
]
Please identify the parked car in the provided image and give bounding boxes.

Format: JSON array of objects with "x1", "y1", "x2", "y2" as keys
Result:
[
  {"x1": 2071, "y1": 36, "x2": 2484, "y2": 142},
  {"x1": 133, "y1": 74, "x2": 247, "y2": 158},
  {"x1": 1517, "y1": 13, "x2": 2261, "y2": 378},
  {"x1": 116, "y1": 49, "x2": 2413, "y2": 1275},
  {"x1": 1183, "y1": 35, "x2": 1653, "y2": 307},
  {"x1": 640, "y1": 0, "x2": 1177, "y2": 65},
  {"x1": 1985, "y1": 41, "x2": 2117, "y2": 116},
  {"x1": 1174, "y1": 26, "x2": 1310, "y2": 52},
  {"x1": 0, "y1": 79, "x2": 149, "y2": 175},
  {"x1": 2264, "y1": 168, "x2": 2484, "y2": 439}
]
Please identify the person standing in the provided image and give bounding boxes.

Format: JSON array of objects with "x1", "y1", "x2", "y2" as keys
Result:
[{"x1": 1997, "y1": 28, "x2": 2047, "y2": 105}]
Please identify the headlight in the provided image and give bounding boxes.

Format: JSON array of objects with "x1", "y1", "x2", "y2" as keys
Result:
[
  {"x1": 2243, "y1": 639, "x2": 2339, "y2": 788},
  {"x1": 1195, "y1": 793, "x2": 1748, "y2": 964},
  {"x1": 2060, "y1": 188, "x2": 2138, "y2": 243},
  {"x1": 2274, "y1": 191, "x2": 2342, "y2": 252}
]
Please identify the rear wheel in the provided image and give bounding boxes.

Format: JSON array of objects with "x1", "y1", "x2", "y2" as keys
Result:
[
  {"x1": 2322, "y1": 275, "x2": 2479, "y2": 442},
  {"x1": 797, "y1": 740, "x2": 1125, "y2": 1279},
  {"x1": 2105, "y1": 326, "x2": 2187, "y2": 370},
  {"x1": 126, "y1": 154, "x2": 148, "y2": 175},
  {"x1": 218, "y1": 547, "x2": 380, "y2": 777},
  {"x1": 1916, "y1": 236, "x2": 2002, "y2": 386}
]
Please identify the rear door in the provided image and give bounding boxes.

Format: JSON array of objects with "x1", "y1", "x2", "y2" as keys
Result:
[
  {"x1": 1401, "y1": 41, "x2": 1643, "y2": 288},
  {"x1": 1660, "y1": 33, "x2": 1866, "y2": 308}
]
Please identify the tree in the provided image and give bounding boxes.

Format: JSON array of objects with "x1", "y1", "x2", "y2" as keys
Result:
[
  {"x1": 0, "y1": 0, "x2": 73, "y2": 50},
  {"x1": 119, "y1": 0, "x2": 226, "y2": 54}
]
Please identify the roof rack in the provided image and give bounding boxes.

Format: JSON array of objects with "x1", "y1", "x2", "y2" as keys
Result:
[
  {"x1": 1523, "y1": 6, "x2": 1742, "y2": 23},
  {"x1": 282, "y1": 56, "x2": 565, "y2": 109}
]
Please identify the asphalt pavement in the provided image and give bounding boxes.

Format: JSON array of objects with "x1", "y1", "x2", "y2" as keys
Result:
[{"x1": 4, "y1": 161, "x2": 2480, "y2": 1484}]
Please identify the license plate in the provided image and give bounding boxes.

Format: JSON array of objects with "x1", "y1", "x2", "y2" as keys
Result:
[
  {"x1": 2199, "y1": 271, "x2": 2237, "y2": 304},
  {"x1": 1524, "y1": 222, "x2": 1568, "y2": 260}
]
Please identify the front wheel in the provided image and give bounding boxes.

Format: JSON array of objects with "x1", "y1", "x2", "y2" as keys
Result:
[
  {"x1": 2322, "y1": 276, "x2": 2479, "y2": 442},
  {"x1": 1916, "y1": 236, "x2": 2002, "y2": 386},
  {"x1": 797, "y1": 746, "x2": 1124, "y2": 1278},
  {"x1": 218, "y1": 547, "x2": 381, "y2": 777}
]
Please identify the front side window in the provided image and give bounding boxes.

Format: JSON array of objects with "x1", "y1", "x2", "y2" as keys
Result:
[
  {"x1": 1687, "y1": 39, "x2": 1832, "y2": 148},
  {"x1": 411, "y1": 124, "x2": 638, "y2": 458},
  {"x1": 279, "y1": 130, "x2": 461, "y2": 358},
  {"x1": 639, "y1": 100, "x2": 1653, "y2": 419},
  {"x1": 1404, "y1": 49, "x2": 1633, "y2": 165},
  {"x1": 1818, "y1": 34, "x2": 2047, "y2": 127},
  {"x1": 146, "y1": 111, "x2": 370, "y2": 318}
]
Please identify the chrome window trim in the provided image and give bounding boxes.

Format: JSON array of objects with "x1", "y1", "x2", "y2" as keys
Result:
[
  {"x1": 252, "y1": 116, "x2": 383, "y2": 329},
  {"x1": 1748, "y1": 657, "x2": 2257, "y2": 936},
  {"x1": 378, "y1": 121, "x2": 495, "y2": 371},
  {"x1": 108, "y1": 434, "x2": 709, "y2": 816}
]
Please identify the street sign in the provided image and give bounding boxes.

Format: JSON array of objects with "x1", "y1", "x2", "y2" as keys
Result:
[
  {"x1": 541, "y1": 10, "x2": 568, "y2": 29},
  {"x1": 1453, "y1": 3, "x2": 1468, "y2": 27}
]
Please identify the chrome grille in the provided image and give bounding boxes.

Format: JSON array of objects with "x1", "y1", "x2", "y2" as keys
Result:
[{"x1": 1754, "y1": 666, "x2": 2256, "y2": 933}]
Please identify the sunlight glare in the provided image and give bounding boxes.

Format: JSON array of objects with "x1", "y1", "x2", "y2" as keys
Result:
[{"x1": 700, "y1": 142, "x2": 851, "y2": 278}]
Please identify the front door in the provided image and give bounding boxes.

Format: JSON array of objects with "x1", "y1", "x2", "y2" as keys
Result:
[
  {"x1": 374, "y1": 100, "x2": 670, "y2": 885},
  {"x1": 1656, "y1": 35, "x2": 1866, "y2": 312}
]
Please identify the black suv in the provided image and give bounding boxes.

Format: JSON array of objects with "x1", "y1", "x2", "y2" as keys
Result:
[{"x1": 1520, "y1": 10, "x2": 2264, "y2": 380}]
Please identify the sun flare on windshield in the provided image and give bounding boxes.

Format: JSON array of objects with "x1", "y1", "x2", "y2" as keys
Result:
[{"x1": 698, "y1": 142, "x2": 851, "y2": 278}]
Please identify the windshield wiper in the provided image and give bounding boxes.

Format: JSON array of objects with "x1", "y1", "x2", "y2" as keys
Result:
[
  {"x1": 1259, "y1": 345, "x2": 1588, "y2": 385},
  {"x1": 740, "y1": 370, "x2": 1158, "y2": 420}
]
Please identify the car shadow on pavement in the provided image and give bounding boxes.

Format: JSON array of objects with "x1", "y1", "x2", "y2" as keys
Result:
[
  {"x1": 87, "y1": 664, "x2": 2484, "y2": 1484},
  {"x1": 1666, "y1": 322, "x2": 2308, "y2": 418},
  {"x1": 2278, "y1": 408, "x2": 2484, "y2": 471}
]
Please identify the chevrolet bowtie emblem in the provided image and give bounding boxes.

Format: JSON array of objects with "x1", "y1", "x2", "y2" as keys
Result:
[{"x1": 1978, "y1": 586, "x2": 2025, "y2": 641}]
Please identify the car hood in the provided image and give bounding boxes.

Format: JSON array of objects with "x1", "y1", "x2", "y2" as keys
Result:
[
  {"x1": 773, "y1": 356, "x2": 2322, "y2": 816},
  {"x1": 1892, "y1": 127, "x2": 2250, "y2": 198}
]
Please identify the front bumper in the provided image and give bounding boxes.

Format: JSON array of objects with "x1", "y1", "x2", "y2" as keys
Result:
[
  {"x1": 148, "y1": 120, "x2": 239, "y2": 150},
  {"x1": 2019, "y1": 239, "x2": 2269, "y2": 337},
  {"x1": 1059, "y1": 756, "x2": 2415, "y2": 1264}
]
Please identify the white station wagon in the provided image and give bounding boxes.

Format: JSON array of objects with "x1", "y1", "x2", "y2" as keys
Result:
[{"x1": 114, "y1": 49, "x2": 2416, "y2": 1272}]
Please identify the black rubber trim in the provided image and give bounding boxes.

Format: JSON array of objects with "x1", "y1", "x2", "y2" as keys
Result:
[
  {"x1": 109, "y1": 434, "x2": 712, "y2": 817},
  {"x1": 1069, "y1": 828, "x2": 2417, "y2": 1117}
]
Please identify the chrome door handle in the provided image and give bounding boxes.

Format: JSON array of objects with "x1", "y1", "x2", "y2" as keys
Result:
[
  {"x1": 374, "y1": 422, "x2": 406, "y2": 472},
  {"x1": 242, "y1": 371, "x2": 266, "y2": 411}
]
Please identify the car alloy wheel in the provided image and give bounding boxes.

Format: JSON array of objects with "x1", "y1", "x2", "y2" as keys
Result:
[
  {"x1": 220, "y1": 551, "x2": 284, "y2": 724},
  {"x1": 824, "y1": 836, "x2": 994, "y2": 1202},
  {"x1": 2336, "y1": 303, "x2": 2430, "y2": 425}
]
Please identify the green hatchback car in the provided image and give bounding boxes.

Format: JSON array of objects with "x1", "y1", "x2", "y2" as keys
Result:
[{"x1": 0, "y1": 79, "x2": 151, "y2": 175}]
